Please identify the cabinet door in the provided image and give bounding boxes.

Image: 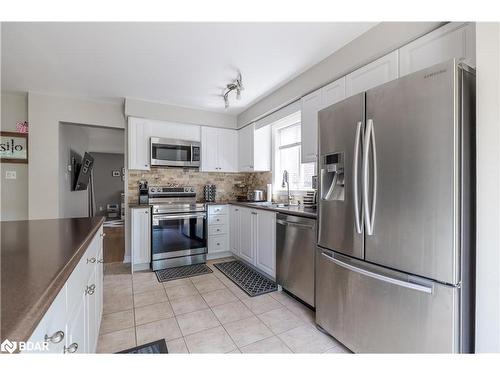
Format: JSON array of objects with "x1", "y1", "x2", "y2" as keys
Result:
[
  {"x1": 229, "y1": 205, "x2": 241, "y2": 256},
  {"x1": 238, "y1": 124, "x2": 255, "y2": 172},
  {"x1": 96, "y1": 246, "x2": 104, "y2": 331},
  {"x1": 301, "y1": 89, "x2": 323, "y2": 163},
  {"x1": 322, "y1": 77, "x2": 346, "y2": 108},
  {"x1": 128, "y1": 117, "x2": 151, "y2": 170},
  {"x1": 239, "y1": 208, "x2": 254, "y2": 264},
  {"x1": 399, "y1": 22, "x2": 475, "y2": 77},
  {"x1": 253, "y1": 125, "x2": 271, "y2": 171},
  {"x1": 345, "y1": 50, "x2": 399, "y2": 97},
  {"x1": 218, "y1": 128, "x2": 238, "y2": 172},
  {"x1": 85, "y1": 267, "x2": 98, "y2": 353},
  {"x1": 255, "y1": 210, "x2": 276, "y2": 278},
  {"x1": 65, "y1": 292, "x2": 86, "y2": 354},
  {"x1": 131, "y1": 207, "x2": 151, "y2": 269},
  {"x1": 201, "y1": 126, "x2": 219, "y2": 172}
]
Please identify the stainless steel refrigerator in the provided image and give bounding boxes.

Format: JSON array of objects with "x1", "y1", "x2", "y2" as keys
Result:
[{"x1": 316, "y1": 60, "x2": 475, "y2": 353}]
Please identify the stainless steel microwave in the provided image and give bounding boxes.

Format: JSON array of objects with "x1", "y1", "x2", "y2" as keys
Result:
[{"x1": 150, "y1": 137, "x2": 201, "y2": 168}]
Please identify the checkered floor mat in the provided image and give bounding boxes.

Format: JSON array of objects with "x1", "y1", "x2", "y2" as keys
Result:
[
  {"x1": 155, "y1": 263, "x2": 213, "y2": 283},
  {"x1": 214, "y1": 260, "x2": 277, "y2": 297}
]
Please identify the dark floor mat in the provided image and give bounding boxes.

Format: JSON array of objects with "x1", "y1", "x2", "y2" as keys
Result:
[
  {"x1": 155, "y1": 263, "x2": 213, "y2": 282},
  {"x1": 214, "y1": 260, "x2": 277, "y2": 297},
  {"x1": 118, "y1": 339, "x2": 168, "y2": 354}
]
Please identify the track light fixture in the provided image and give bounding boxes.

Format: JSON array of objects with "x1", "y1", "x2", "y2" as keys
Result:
[{"x1": 223, "y1": 73, "x2": 244, "y2": 109}]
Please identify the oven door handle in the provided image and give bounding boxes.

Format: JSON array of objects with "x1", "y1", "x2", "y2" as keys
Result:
[{"x1": 153, "y1": 213, "x2": 206, "y2": 221}]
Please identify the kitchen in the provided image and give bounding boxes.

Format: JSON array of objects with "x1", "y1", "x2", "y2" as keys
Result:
[{"x1": 1, "y1": 15, "x2": 499, "y2": 366}]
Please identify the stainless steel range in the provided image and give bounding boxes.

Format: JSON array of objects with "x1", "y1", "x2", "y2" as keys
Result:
[{"x1": 149, "y1": 186, "x2": 207, "y2": 270}]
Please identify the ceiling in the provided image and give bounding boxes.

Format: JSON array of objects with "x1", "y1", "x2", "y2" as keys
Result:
[{"x1": 1, "y1": 22, "x2": 376, "y2": 115}]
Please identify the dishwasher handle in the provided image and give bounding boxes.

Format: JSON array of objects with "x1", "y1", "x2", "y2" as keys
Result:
[{"x1": 276, "y1": 219, "x2": 315, "y2": 230}]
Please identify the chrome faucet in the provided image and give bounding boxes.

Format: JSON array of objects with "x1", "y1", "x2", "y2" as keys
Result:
[{"x1": 281, "y1": 170, "x2": 292, "y2": 206}]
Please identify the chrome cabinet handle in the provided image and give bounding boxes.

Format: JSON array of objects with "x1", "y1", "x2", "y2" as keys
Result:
[
  {"x1": 216, "y1": 242, "x2": 220, "y2": 246},
  {"x1": 44, "y1": 330, "x2": 64, "y2": 344},
  {"x1": 100, "y1": 233, "x2": 106, "y2": 238},
  {"x1": 87, "y1": 257, "x2": 96, "y2": 264},
  {"x1": 64, "y1": 343, "x2": 78, "y2": 353},
  {"x1": 97, "y1": 259, "x2": 104, "y2": 263},
  {"x1": 362, "y1": 119, "x2": 377, "y2": 236},
  {"x1": 86, "y1": 284, "x2": 96, "y2": 295},
  {"x1": 353, "y1": 120, "x2": 363, "y2": 235}
]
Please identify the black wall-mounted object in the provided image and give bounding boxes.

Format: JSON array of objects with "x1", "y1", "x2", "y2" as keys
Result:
[{"x1": 71, "y1": 151, "x2": 94, "y2": 191}]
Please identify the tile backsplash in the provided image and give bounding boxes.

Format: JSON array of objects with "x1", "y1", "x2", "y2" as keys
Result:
[{"x1": 128, "y1": 169, "x2": 272, "y2": 204}]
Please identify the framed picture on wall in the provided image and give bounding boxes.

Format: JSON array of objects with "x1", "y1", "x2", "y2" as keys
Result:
[{"x1": 0, "y1": 131, "x2": 28, "y2": 163}]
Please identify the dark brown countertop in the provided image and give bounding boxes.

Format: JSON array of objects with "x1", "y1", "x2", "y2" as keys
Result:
[
  {"x1": 1, "y1": 216, "x2": 105, "y2": 344},
  {"x1": 208, "y1": 201, "x2": 317, "y2": 219}
]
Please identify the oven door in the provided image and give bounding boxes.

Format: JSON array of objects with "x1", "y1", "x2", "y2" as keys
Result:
[
  {"x1": 150, "y1": 137, "x2": 200, "y2": 167},
  {"x1": 152, "y1": 212, "x2": 207, "y2": 262}
]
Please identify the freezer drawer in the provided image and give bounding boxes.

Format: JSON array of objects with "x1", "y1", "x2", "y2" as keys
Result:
[{"x1": 316, "y1": 248, "x2": 460, "y2": 353}]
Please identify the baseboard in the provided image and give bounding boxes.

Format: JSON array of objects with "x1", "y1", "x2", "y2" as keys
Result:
[{"x1": 207, "y1": 251, "x2": 233, "y2": 260}]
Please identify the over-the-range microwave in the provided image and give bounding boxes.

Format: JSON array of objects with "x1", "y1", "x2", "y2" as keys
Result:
[{"x1": 150, "y1": 137, "x2": 201, "y2": 168}]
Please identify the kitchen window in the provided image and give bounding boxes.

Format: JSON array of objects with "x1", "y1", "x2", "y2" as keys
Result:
[{"x1": 272, "y1": 111, "x2": 315, "y2": 192}]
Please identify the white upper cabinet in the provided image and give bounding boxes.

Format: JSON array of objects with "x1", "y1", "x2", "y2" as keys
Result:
[
  {"x1": 300, "y1": 89, "x2": 323, "y2": 163},
  {"x1": 238, "y1": 124, "x2": 254, "y2": 172},
  {"x1": 346, "y1": 50, "x2": 399, "y2": 97},
  {"x1": 238, "y1": 123, "x2": 271, "y2": 172},
  {"x1": 399, "y1": 22, "x2": 475, "y2": 77},
  {"x1": 301, "y1": 77, "x2": 346, "y2": 163},
  {"x1": 128, "y1": 117, "x2": 152, "y2": 170},
  {"x1": 201, "y1": 126, "x2": 219, "y2": 172},
  {"x1": 201, "y1": 127, "x2": 238, "y2": 172}
]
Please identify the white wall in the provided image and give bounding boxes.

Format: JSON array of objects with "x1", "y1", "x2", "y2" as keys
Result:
[
  {"x1": 475, "y1": 22, "x2": 500, "y2": 353},
  {"x1": 59, "y1": 123, "x2": 90, "y2": 218},
  {"x1": 125, "y1": 97, "x2": 236, "y2": 129},
  {"x1": 28, "y1": 92, "x2": 125, "y2": 219},
  {"x1": 0, "y1": 92, "x2": 29, "y2": 221},
  {"x1": 237, "y1": 22, "x2": 444, "y2": 127}
]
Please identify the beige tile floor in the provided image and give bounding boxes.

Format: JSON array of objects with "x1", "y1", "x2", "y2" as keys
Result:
[{"x1": 97, "y1": 258, "x2": 350, "y2": 354}]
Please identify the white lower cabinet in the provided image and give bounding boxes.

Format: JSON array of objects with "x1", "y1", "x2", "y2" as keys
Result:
[
  {"x1": 131, "y1": 207, "x2": 151, "y2": 271},
  {"x1": 230, "y1": 205, "x2": 276, "y2": 278},
  {"x1": 229, "y1": 205, "x2": 241, "y2": 257},
  {"x1": 25, "y1": 225, "x2": 104, "y2": 354},
  {"x1": 207, "y1": 205, "x2": 230, "y2": 258}
]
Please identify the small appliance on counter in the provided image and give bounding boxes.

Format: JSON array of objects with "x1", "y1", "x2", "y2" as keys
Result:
[
  {"x1": 247, "y1": 189, "x2": 265, "y2": 202},
  {"x1": 203, "y1": 184, "x2": 216, "y2": 202},
  {"x1": 302, "y1": 191, "x2": 317, "y2": 208},
  {"x1": 138, "y1": 180, "x2": 149, "y2": 205}
]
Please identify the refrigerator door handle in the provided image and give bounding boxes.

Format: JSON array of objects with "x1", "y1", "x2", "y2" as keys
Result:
[
  {"x1": 353, "y1": 121, "x2": 363, "y2": 234},
  {"x1": 321, "y1": 251, "x2": 433, "y2": 294},
  {"x1": 363, "y1": 118, "x2": 377, "y2": 235}
]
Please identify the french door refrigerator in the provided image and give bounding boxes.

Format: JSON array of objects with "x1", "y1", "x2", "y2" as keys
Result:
[{"x1": 316, "y1": 60, "x2": 475, "y2": 353}]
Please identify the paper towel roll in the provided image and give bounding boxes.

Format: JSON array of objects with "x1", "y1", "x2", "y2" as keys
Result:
[{"x1": 266, "y1": 184, "x2": 272, "y2": 202}]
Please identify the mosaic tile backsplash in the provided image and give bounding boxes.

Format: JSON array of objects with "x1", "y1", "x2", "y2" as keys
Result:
[{"x1": 128, "y1": 169, "x2": 272, "y2": 204}]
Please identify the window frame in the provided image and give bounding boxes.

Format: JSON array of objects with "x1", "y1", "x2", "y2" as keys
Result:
[{"x1": 271, "y1": 111, "x2": 314, "y2": 193}]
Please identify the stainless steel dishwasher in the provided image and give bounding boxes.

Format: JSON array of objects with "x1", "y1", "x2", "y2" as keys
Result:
[{"x1": 276, "y1": 213, "x2": 317, "y2": 307}]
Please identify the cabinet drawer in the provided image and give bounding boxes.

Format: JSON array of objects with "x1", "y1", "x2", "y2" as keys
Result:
[
  {"x1": 66, "y1": 232, "x2": 100, "y2": 314},
  {"x1": 26, "y1": 286, "x2": 67, "y2": 353},
  {"x1": 209, "y1": 235, "x2": 228, "y2": 253},
  {"x1": 208, "y1": 224, "x2": 228, "y2": 236},
  {"x1": 208, "y1": 214, "x2": 228, "y2": 226},
  {"x1": 208, "y1": 205, "x2": 228, "y2": 216}
]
